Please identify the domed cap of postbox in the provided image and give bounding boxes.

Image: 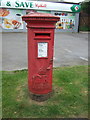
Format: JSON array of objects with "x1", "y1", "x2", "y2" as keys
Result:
[{"x1": 22, "y1": 13, "x2": 60, "y2": 22}]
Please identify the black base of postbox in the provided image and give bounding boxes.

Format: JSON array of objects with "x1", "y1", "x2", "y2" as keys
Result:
[{"x1": 29, "y1": 92, "x2": 53, "y2": 102}]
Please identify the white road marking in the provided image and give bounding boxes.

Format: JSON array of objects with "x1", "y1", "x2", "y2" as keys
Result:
[
  {"x1": 53, "y1": 57, "x2": 56, "y2": 60},
  {"x1": 80, "y1": 57, "x2": 88, "y2": 61},
  {"x1": 64, "y1": 49, "x2": 72, "y2": 53}
]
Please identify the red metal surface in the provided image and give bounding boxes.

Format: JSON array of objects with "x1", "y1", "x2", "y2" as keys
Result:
[{"x1": 22, "y1": 13, "x2": 60, "y2": 94}]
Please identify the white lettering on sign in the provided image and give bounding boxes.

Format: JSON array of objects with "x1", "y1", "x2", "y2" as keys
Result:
[{"x1": 38, "y1": 42, "x2": 48, "y2": 58}]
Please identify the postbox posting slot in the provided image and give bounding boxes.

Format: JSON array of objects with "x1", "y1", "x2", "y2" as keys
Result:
[
  {"x1": 34, "y1": 33, "x2": 51, "y2": 40},
  {"x1": 37, "y1": 42, "x2": 48, "y2": 58}
]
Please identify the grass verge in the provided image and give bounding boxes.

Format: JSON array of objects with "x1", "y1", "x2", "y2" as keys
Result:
[
  {"x1": 79, "y1": 25, "x2": 90, "y2": 31},
  {"x1": 2, "y1": 66, "x2": 88, "y2": 118}
]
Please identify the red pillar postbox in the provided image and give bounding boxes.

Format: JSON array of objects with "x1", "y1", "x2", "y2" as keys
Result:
[{"x1": 22, "y1": 13, "x2": 59, "y2": 101}]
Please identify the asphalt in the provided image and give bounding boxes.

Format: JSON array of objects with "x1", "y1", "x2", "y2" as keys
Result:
[{"x1": 1, "y1": 32, "x2": 88, "y2": 71}]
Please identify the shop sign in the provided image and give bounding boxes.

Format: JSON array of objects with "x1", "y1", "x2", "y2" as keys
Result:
[
  {"x1": 0, "y1": 9, "x2": 23, "y2": 29},
  {"x1": 53, "y1": 12, "x2": 76, "y2": 30},
  {"x1": 0, "y1": 0, "x2": 81, "y2": 12}
]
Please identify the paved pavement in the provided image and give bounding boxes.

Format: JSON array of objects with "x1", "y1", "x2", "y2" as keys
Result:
[{"x1": 2, "y1": 32, "x2": 88, "y2": 71}]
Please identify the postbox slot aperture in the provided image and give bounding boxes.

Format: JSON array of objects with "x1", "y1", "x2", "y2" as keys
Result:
[{"x1": 35, "y1": 33, "x2": 51, "y2": 39}]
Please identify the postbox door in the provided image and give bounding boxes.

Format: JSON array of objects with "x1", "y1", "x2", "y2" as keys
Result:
[{"x1": 28, "y1": 29, "x2": 54, "y2": 94}]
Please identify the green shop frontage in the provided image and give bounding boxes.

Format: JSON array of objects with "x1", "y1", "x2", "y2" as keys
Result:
[{"x1": 0, "y1": 0, "x2": 81, "y2": 32}]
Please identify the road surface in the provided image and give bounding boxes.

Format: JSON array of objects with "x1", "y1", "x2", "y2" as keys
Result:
[{"x1": 2, "y1": 32, "x2": 88, "y2": 71}]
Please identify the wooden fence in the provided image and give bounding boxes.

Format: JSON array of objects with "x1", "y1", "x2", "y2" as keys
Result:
[{"x1": 79, "y1": 12, "x2": 90, "y2": 27}]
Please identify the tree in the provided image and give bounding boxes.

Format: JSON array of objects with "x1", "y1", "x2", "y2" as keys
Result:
[{"x1": 81, "y1": 1, "x2": 90, "y2": 14}]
